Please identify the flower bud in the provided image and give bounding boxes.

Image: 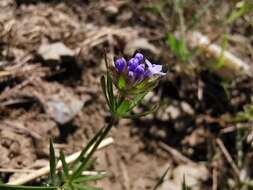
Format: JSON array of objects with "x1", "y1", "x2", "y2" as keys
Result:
[{"x1": 115, "y1": 58, "x2": 126, "y2": 72}]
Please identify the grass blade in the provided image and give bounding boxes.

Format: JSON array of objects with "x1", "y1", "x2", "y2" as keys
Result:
[
  {"x1": 100, "y1": 76, "x2": 111, "y2": 110},
  {"x1": 106, "y1": 74, "x2": 115, "y2": 112},
  {"x1": 73, "y1": 173, "x2": 105, "y2": 183},
  {"x1": 49, "y1": 138, "x2": 57, "y2": 186},
  {"x1": 152, "y1": 166, "x2": 170, "y2": 190},
  {"x1": 182, "y1": 176, "x2": 189, "y2": 190},
  {"x1": 71, "y1": 127, "x2": 104, "y2": 169},
  {"x1": 60, "y1": 150, "x2": 69, "y2": 178},
  {"x1": 0, "y1": 184, "x2": 57, "y2": 190}
]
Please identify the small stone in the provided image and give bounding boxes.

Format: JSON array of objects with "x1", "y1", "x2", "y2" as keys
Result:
[
  {"x1": 38, "y1": 42, "x2": 74, "y2": 61},
  {"x1": 181, "y1": 101, "x2": 195, "y2": 115}
]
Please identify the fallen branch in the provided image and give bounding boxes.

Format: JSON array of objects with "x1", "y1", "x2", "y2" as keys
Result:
[{"x1": 7, "y1": 137, "x2": 114, "y2": 185}]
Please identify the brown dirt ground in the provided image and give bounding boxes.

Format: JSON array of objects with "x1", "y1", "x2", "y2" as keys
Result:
[{"x1": 0, "y1": 0, "x2": 253, "y2": 190}]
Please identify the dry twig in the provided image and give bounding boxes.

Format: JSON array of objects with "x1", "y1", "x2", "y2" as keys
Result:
[{"x1": 216, "y1": 138, "x2": 240, "y2": 178}]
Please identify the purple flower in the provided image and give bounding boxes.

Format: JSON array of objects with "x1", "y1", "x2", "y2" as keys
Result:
[
  {"x1": 134, "y1": 64, "x2": 145, "y2": 77},
  {"x1": 115, "y1": 58, "x2": 126, "y2": 72},
  {"x1": 145, "y1": 59, "x2": 166, "y2": 76},
  {"x1": 134, "y1": 53, "x2": 144, "y2": 61},
  {"x1": 113, "y1": 53, "x2": 165, "y2": 91},
  {"x1": 128, "y1": 58, "x2": 139, "y2": 71}
]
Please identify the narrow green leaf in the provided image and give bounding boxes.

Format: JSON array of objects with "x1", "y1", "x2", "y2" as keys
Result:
[
  {"x1": 129, "y1": 92, "x2": 147, "y2": 110},
  {"x1": 73, "y1": 173, "x2": 106, "y2": 183},
  {"x1": 182, "y1": 176, "x2": 189, "y2": 190},
  {"x1": 212, "y1": 34, "x2": 228, "y2": 70},
  {"x1": 49, "y1": 138, "x2": 57, "y2": 186},
  {"x1": 227, "y1": 0, "x2": 253, "y2": 24},
  {"x1": 100, "y1": 76, "x2": 111, "y2": 110},
  {"x1": 0, "y1": 184, "x2": 57, "y2": 190},
  {"x1": 116, "y1": 100, "x2": 130, "y2": 116},
  {"x1": 72, "y1": 127, "x2": 104, "y2": 169},
  {"x1": 153, "y1": 166, "x2": 170, "y2": 190},
  {"x1": 124, "y1": 104, "x2": 159, "y2": 119},
  {"x1": 71, "y1": 158, "x2": 97, "y2": 182},
  {"x1": 60, "y1": 150, "x2": 69, "y2": 177},
  {"x1": 167, "y1": 33, "x2": 177, "y2": 54},
  {"x1": 106, "y1": 74, "x2": 115, "y2": 112},
  {"x1": 167, "y1": 33, "x2": 190, "y2": 61}
]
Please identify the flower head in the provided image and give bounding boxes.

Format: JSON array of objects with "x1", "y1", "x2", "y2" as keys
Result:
[
  {"x1": 112, "y1": 53, "x2": 166, "y2": 94},
  {"x1": 115, "y1": 57, "x2": 126, "y2": 72}
]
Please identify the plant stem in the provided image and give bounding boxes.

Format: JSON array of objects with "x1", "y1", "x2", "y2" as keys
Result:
[
  {"x1": 70, "y1": 117, "x2": 116, "y2": 181},
  {"x1": 86, "y1": 117, "x2": 116, "y2": 162}
]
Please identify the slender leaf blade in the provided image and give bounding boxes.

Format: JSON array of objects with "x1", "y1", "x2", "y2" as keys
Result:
[
  {"x1": 72, "y1": 127, "x2": 104, "y2": 169},
  {"x1": 116, "y1": 100, "x2": 130, "y2": 116},
  {"x1": 106, "y1": 74, "x2": 115, "y2": 112},
  {"x1": 0, "y1": 184, "x2": 57, "y2": 190},
  {"x1": 100, "y1": 76, "x2": 111, "y2": 110},
  {"x1": 73, "y1": 173, "x2": 106, "y2": 183},
  {"x1": 49, "y1": 138, "x2": 57, "y2": 186},
  {"x1": 60, "y1": 150, "x2": 69, "y2": 177}
]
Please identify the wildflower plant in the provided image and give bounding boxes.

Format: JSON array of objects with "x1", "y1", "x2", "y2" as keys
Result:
[
  {"x1": 0, "y1": 52, "x2": 166, "y2": 190},
  {"x1": 102, "y1": 52, "x2": 165, "y2": 118}
]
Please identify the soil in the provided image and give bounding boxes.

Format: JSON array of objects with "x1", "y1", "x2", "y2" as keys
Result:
[{"x1": 0, "y1": 0, "x2": 253, "y2": 190}]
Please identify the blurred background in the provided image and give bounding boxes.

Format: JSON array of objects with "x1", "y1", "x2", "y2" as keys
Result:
[{"x1": 0, "y1": 0, "x2": 252, "y2": 189}]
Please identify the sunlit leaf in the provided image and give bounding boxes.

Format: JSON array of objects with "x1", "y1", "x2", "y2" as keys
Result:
[{"x1": 116, "y1": 100, "x2": 130, "y2": 117}]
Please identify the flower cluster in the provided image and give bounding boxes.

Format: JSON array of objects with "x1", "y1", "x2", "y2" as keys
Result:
[{"x1": 112, "y1": 53, "x2": 165, "y2": 93}]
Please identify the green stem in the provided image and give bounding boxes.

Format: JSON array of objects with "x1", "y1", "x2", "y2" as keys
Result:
[
  {"x1": 70, "y1": 117, "x2": 116, "y2": 181},
  {"x1": 85, "y1": 117, "x2": 116, "y2": 161}
]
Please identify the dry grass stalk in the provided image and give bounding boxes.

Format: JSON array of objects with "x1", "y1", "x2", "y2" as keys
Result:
[{"x1": 7, "y1": 137, "x2": 114, "y2": 185}]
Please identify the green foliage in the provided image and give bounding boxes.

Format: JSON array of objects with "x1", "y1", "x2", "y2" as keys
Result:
[
  {"x1": 152, "y1": 166, "x2": 170, "y2": 190},
  {"x1": 0, "y1": 135, "x2": 106, "y2": 190},
  {"x1": 57, "y1": 135, "x2": 106, "y2": 190},
  {"x1": 236, "y1": 105, "x2": 253, "y2": 122},
  {"x1": 60, "y1": 150, "x2": 69, "y2": 178},
  {"x1": 167, "y1": 33, "x2": 190, "y2": 61},
  {"x1": 211, "y1": 34, "x2": 228, "y2": 71},
  {"x1": 227, "y1": 0, "x2": 253, "y2": 24},
  {"x1": 182, "y1": 176, "x2": 190, "y2": 190}
]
